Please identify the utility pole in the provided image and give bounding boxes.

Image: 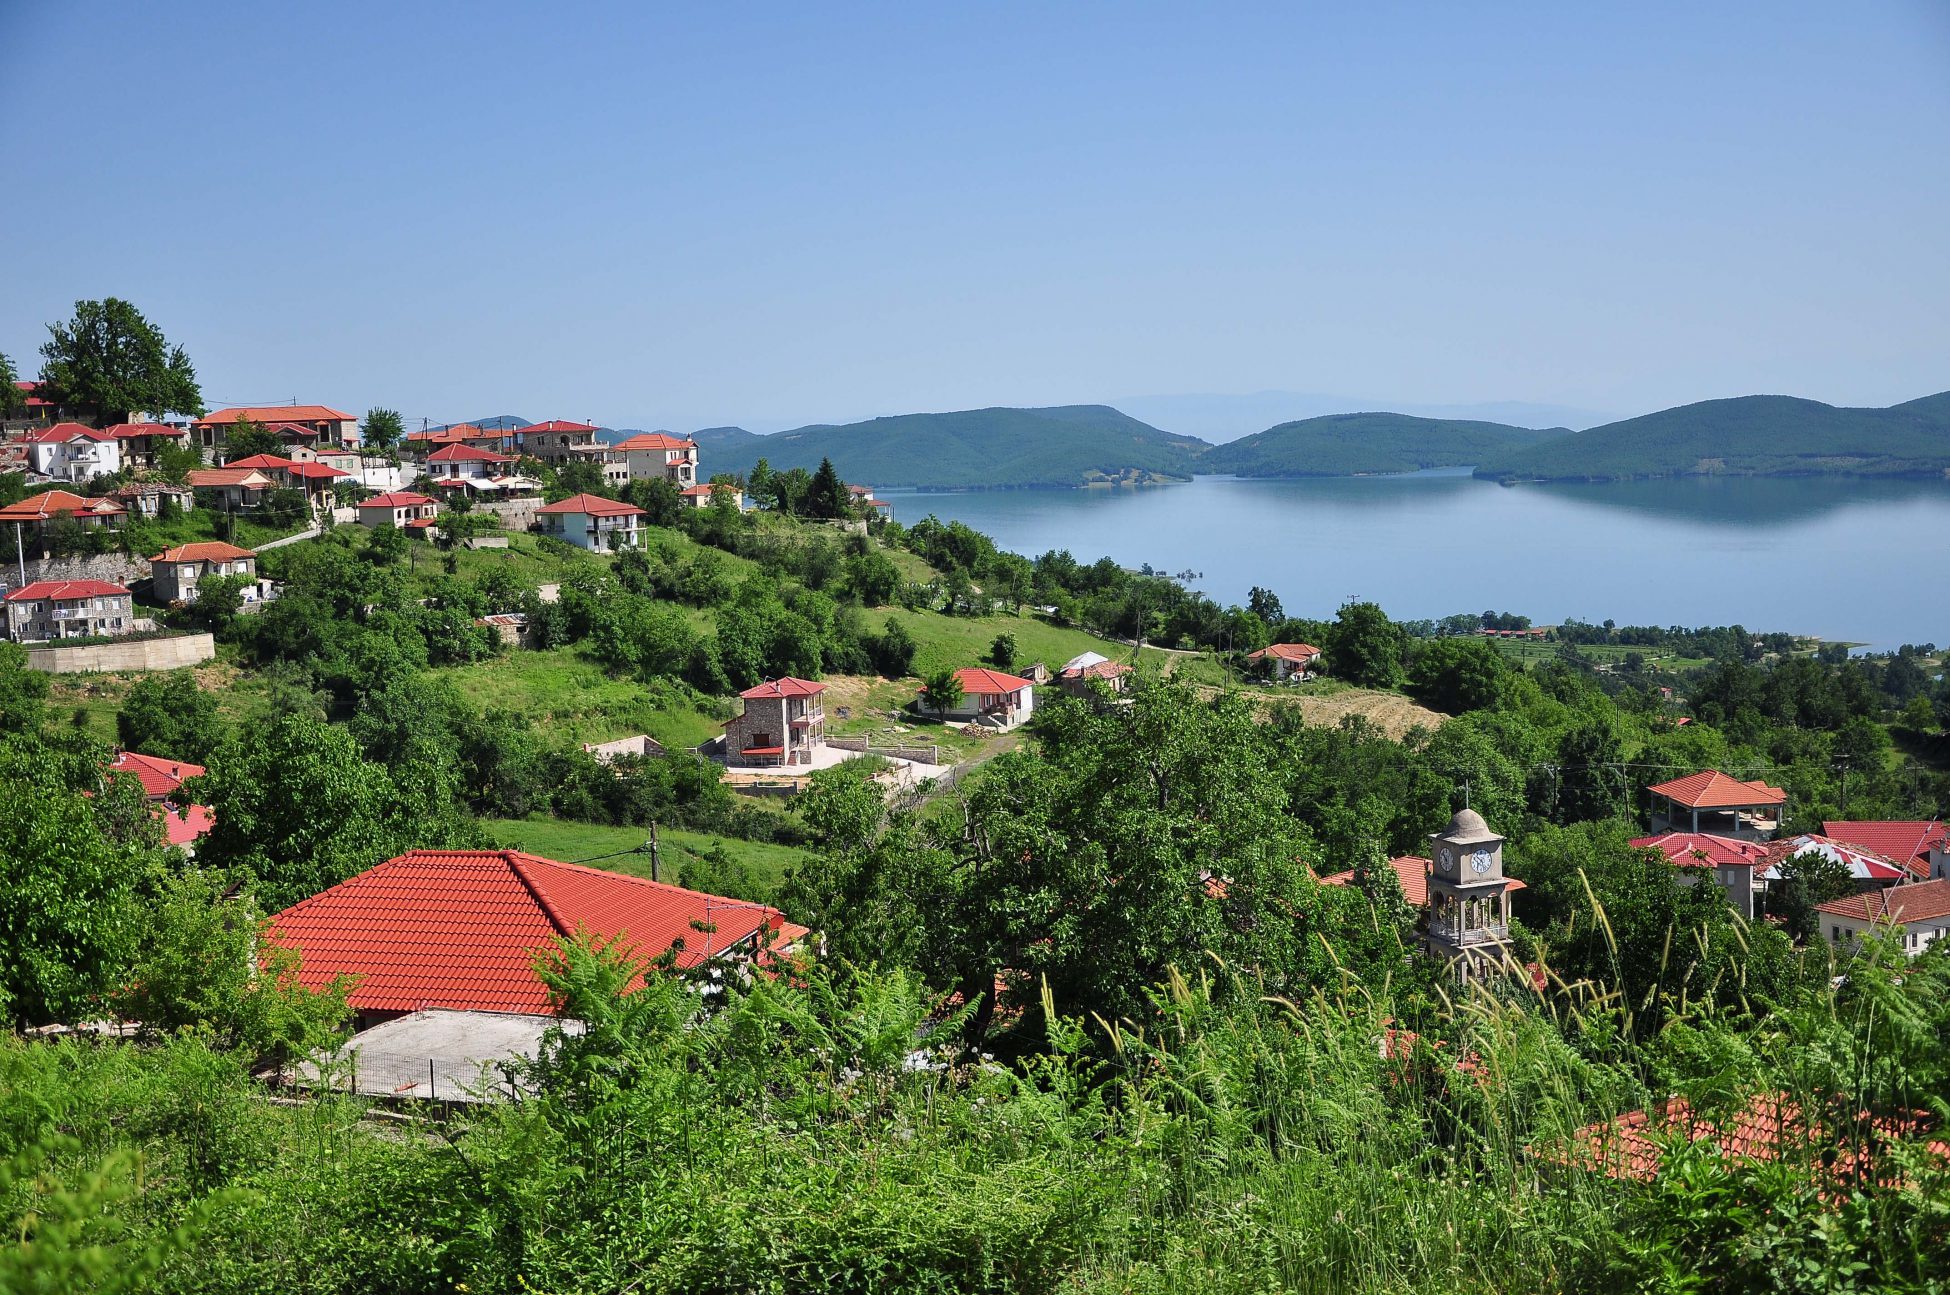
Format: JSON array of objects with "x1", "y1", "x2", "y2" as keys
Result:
[{"x1": 648, "y1": 821, "x2": 661, "y2": 883}]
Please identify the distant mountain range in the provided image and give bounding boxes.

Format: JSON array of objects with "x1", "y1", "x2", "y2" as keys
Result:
[
  {"x1": 424, "y1": 391, "x2": 1950, "y2": 490},
  {"x1": 1199, "y1": 413, "x2": 1564, "y2": 477},
  {"x1": 1474, "y1": 392, "x2": 1950, "y2": 483},
  {"x1": 1111, "y1": 391, "x2": 1614, "y2": 442}
]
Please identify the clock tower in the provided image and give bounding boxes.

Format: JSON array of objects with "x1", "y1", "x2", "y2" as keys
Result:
[{"x1": 1425, "y1": 808, "x2": 1515, "y2": 982}]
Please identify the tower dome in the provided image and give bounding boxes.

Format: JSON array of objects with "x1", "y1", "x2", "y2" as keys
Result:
[{"x1": 1441, "y1": 808, "x2": 1500, "y2": 845}]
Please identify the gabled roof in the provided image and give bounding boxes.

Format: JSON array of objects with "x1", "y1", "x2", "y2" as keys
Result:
[
  {"x1": 536, "y1": 492, "x2": 642, "y2": 517},
  {"x1": 358, "y1": 491, "x2": 436, "y2": 508},
  {"x1": 1816, "y1": 877, "x2": 1950, "y2": 926},
  {"x1": 615, "y1": 432, "x2": 696, "y2": 451},
  {"x1": 108, "y1": 750, "x2": 207, "y2": 799},
  {"x1": 267, "y1": 849, "x2": 793, "y2": 1015},
  {"x1": 15, "y1": 380, "x2": 50, "y2": 407},
  {"x1": 680, "y1": 484, "x2": 720, "y2": 497},
  {"x1": 0, "y1": 489, "x2": 127, "y2": 521},
  {"x1": 1629, "y1": 832, "x2": 1771, "y2": 870},
  {"x1": 285, "y1": 462, "x2": 350, "y2": 479},
  {"x1": 151, "y1": 541, "x2": 256, "y2": 564},
  {"x1": 196, "y1": 405, "x2": 353, "y2": 425},
  {"x1": 1247, "y1": 642, "x2": 1321, "y2": 662},
  {"x1": 158, "y1": 803, "x2": 215, "y2": 848},
  {"x1": 1058, "y1": 650, "x2": 1132, "y2": 680},
  {"x1": 1647, "y1": 770, "x2": 1787, "y2": 809},
  {"x1": 740, "y1": 677, "x2": 826, "y2": 700},
  {"x1": 187, "y1": 468, "x2": 272, "y2": 488},
  {"x1": 428, "y1": 443, "x2": 514, "y2": 463},
  {"x1": 224, "y1": 453, "x2": 297, "y2": 470},
  {"x1": 1823, "y1": 821, "x2": 1946, "y2": 874},
  {"x1": 947, "y1": 666, "x2": 1034, "y2": 694},
  {"x1": 522, "y1": 420, "x2": 599, "y2": 434},
  {"x1": 5, "y1": 579, "x2": 130, "y2": 602},
  {"x1": 1562, "y1": 1094, "x2": 1948, "y2": 1183},
  {"x1": 1761, "y1": 834, "x2": 1910, "y2": 884},
  {"x1": 23, "y1": 421, "x2": 112, "y2": 443}
]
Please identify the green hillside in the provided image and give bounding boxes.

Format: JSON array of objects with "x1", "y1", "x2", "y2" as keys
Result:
[
  {"x1": 1475, "y1": 391, "x2": 1950, "y2": 482},
  {"x1": 1197, "y1": 412, "x2": 1563, "y2": 477},
  {"x1": 718, "y1": 405, "x2": 1208, "y2": 489}
]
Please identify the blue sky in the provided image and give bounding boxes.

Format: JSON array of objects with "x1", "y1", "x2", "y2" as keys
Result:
[{"x1": 2, "y1": 2, "x2": 1946, "y2": 434}]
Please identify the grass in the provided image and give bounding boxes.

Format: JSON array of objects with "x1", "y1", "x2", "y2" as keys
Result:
[
  {"x1": 481, "y1": 816, "x2": 807, "y2": 891},
  {"x1": 437, "y1": 646, "x2": 730, "y2": 748},
  {"x1": 880, "y1": 605, "x2": 1170, "y2": 678}
]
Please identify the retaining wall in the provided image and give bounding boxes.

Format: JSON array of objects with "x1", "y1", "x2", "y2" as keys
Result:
[{"x1": 26, "y1": 632, "x2": 216, "y2": 674}]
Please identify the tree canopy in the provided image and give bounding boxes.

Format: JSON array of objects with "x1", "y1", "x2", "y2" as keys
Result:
[{"x1": 37, "y1": 298, "x2": 204, "y2": 423}]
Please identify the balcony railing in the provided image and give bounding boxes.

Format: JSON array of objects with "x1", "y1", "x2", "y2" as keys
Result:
[{"x1": 1428, "y1": 921, "x2": 1510, "y2": 946}]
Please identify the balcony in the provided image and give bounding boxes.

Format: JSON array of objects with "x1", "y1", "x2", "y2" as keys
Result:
[{"x1": 1427, "y1": 921, "x2": 1509, "y2": 947}]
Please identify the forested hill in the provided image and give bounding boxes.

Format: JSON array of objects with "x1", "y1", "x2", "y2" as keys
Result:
[
  {"x1": 1197, "y1": 412, "x2": 1564, "y2": 477},
  {"x1": 1474, "y1": 391, "x2": 1950, "y2": 482},
  {"x1": 713, "y1": 405, "x2": 1209, "y2": 489}
]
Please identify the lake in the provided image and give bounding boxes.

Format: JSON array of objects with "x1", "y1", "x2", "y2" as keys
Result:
[{"x1": 879, "y1": 472, "x2": 1950, "y2": 651}]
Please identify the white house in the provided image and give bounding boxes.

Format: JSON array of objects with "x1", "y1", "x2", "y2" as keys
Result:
[
  {"x1": 1247, "y1": 642, "x2": 1321, "y2": 682},
  {"x1": 23, "y1": 423, "x2": 122, "y2": 481},
  {"x1": 536, "y1": 492, "x2": 643, "y2": 551},
  {"x1": 1817, "y1": 878, "x2": 1950, "y2": 956},
  {"x1": 680, "y1": 483, "x2": 744, "y2": 510},
  {"x1": 357, "y1": 491, "x2": 440, "y2": 529},
  {"x1": 925, "y1": 667, "x2": 1036, "y2": 730},
  {"x1": 615, "y1": 433, "x2": 698, "y2": 486}
]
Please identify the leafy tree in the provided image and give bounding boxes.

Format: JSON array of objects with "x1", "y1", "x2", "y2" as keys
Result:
[
  {"x1": 808, "y1": 456, "x2": 849, "y2": 520},
  {"x1": 624, "y1": 475, "x2": 683, "y2": 527},
  {"x1": 1765, "y1": 847, "x2": 1860, "y2": 943},
  {"x1": 1247, "y1": 585, "x2": 1284, "y2": 623},
  {"x1": 116, "y1": 671, "x2": 225, "y2": 763},
  {"x1": 551, "y1": 459, "x2": 605, "y2": 498},
  {"x1": 1407, "y1": 636, "x2": 1509, "y2": 713},
  {"x1": 365, "y1": 522, "x2": 408, "y2": 566},
  {"x1": 36, "y1": 298, "x2": 204, "y2": 423},
  {"x1": 746, "y1": 457, "x2": 774, "y2": 506},
  {"x1": 1326, "y1": 600, "x2": 1404, "y2": 688},
  {"x1": 110, "y1": 870, "x2": 350, "y2": 1065},
  {"x1": 192, "y1": 711, "x2": 477, "y2": 910},
  {"x1": 153, "y1": 439, "x2": 202, "y2": 484},
  {"x1": 0, "y1": 744, "x2": 165, "y2": 1025},
  {"x1": 0, "y1": 643, "x2": 49, "y2": 737},
  {"x1": 844, "y1": 548, "x2": 901, "y2": 606},
  {"x1": 219, "y1": 419, "x2": 281, "y2": 461},
  {"x1": 0, "y1": 351, "x2": 18, "y2": 416},
  {"x1": 359, "y1": 407, "x2": 404, "y2": 451},
  {"x1": 988, "y1": 632, "x2": 1019, "y2": 671},
  {"x1": 870, "y1": 616, "x2": 917, "y2": 677},
  {"x1": 921, "y1": 666, "x2": 963, "y2": 717}
]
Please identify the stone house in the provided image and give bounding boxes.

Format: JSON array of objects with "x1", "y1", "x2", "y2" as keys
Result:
[
  {"x1": 723, "y1": 677, "x2": 827, "y2": 767},
  {"x1": 150, "y1": 541, "x2": 258, "y2": 604},
  {"x1": 3, "y1": 579, "x2": 136, "y2": 641}
]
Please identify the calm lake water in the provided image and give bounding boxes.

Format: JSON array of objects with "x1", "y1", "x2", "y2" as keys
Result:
[{"x1": 880, "y1": 471, "x2": 1950, "y2": 651}]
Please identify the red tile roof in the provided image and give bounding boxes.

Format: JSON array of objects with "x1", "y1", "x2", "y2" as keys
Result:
[
  {"x1": 947, "y1": 666, "x2": 1034, "y2": 694},
  {"x1": 615, "y1": 432, "x2": 696, "y2": 451},
  {"x1": 739, "y1": 677, "x2": 826, "y2": 700},
  {"x1": 224, "y1": 453, "x2": 297, "y2": 470},
  {"x1": 536, "y1": 492, "x2": 643, "y2": 518},
  {"x1": 1815, "y1": 877, "x2": 1950, "y2": 926},
  {"x1": 267, "y1": 849, "x2": 794, "y2": 1015},
  {"x1": 358, "y1": 492, "x2": 436, "y2": 508},
  {"x1": 285, "y1": 462, "x2": 350, "y2": 479},
  {"x1": 150, "y1": 541, "x2": 256, "y2": 564},
  {"x1": 158, "y1": 803, "x2": 215, "y2": 848},
  {"x1": 187, "y1": 468, "x2": 270, "y2": 488},
  {"x1": 1761, "y1": 834, "x2": 1911, "y2": 884},
  {"x1": 108, "y1": 750, "x2": 207, "y2": 799},
  {"x1": 5, "y1": 579, "x2": 130, "y2": 602},
  {"x1": 1823, "y1": 821, "x2": 1946, "y2": 874},
  {"x1": 1248, "y1": 642, "x2": 1321, "y2": 662},
  {"x1": 522, "y1": 420, "x2": 599, "y2": 434},
  {"x1": 680, "y1": 484, "x2": 720, "y2": 497},
  {"x1": 1647, "y1": 770, "x2": 1787, "y2": 809},
  {"x1": 0, "y1": 490, "x2": 127, "y2": 521},
  {"x1": 23, "y1": 421, "x2": 111, "y2": 443},
  {"x1": 15, "y1": 380, "x2": 50, "y2": 407},
  {"x1": 428, "y1": 443, "x2": 514, "y2": 463},
  {"x1": 1629, "y1": 832, "x2": 1770, "y2": 870},
  {"x1": 1062, "y1": 659, "x2": 1131, "y2": 680},
  {"x1": 1562, "y1": 1094, "x2": 1950, "y2": 1184},
  {"x1": 197, "y1": 405, "x2": 353, "y2": 425}
]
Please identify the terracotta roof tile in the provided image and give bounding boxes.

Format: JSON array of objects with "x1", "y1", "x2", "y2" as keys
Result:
[
  {"x1": 739, "y1": 676, "x2": 826, "y2": 700},
  {"x1": 197, "y1": 405, "x2": 353, "y2": 425},
  {"x1": 0, "y1": 490, "x2": 127, "y2": 521},
  {"x1": 267, "y1": 850, "x2": 792, "y2": 1015},
  {"x1": 107, "y1": 750, "x2": 206, "y2": 798},
  {"x1": 5, "y1": 579, "x2": 130, "y2": 602},
  {"x1": 536, "y1": 492, "x2": 642, "y2": 517},
  {"x1": 1815, "y1": 877, "x2": 1950, "y2": 925},
  {"x1": 1629, "y1": 832, "x2": 1770, "y2": 870},
  {"x1": 1647, "y1": 770, "x2": 1787, "y2": 809},
  {"x1": 150, "y1": 541, "x2": 256, "y2": 563}
]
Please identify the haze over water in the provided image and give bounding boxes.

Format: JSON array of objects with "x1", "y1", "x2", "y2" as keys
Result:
[{"x1": 881, "y1": 472, "x2": 1950, "y2": 651}]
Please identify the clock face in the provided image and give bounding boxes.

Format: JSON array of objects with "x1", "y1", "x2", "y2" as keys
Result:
[
  {"x1": 1469, "y1": 848, "x2": 1494, "y2": 875},
  {"x1": 1437, "y1": 846, "x2": 1455, "y2": 873}
]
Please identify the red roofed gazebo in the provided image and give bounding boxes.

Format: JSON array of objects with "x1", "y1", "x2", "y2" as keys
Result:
[{"x1": 1647, "y1": 771, "x2": 1786, "y2": 841}]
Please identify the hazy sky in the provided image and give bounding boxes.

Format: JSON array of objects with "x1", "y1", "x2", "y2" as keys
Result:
[{"x1": 3, "y1": 2, "x2": 1947, "y2": 432}]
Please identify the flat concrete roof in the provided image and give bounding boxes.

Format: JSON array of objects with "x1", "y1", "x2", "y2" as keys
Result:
[{"x1": 295, "y1": 1008, "x2": 582, "y2": 1103}]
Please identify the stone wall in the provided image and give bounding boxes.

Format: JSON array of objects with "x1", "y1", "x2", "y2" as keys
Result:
[
  {"x1": 26, "y1": 632, "x2": 216, "y2": 675},
  {"x1": 7, "y1": 552, "x2": 150, "y2": 591},
  {"x1": 478, "y1": 498, "x2": 541, "y2": 532}
]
